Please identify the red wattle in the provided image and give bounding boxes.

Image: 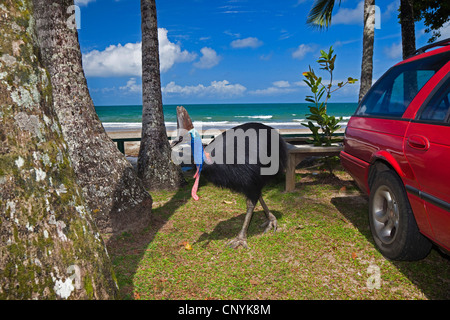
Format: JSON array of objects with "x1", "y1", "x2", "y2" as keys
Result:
[
  {"x1": 191, "y1": 172, "x2": 200, "y2": 201},
  {"x1": 193, "y1": 166, "x2": 200, "y2": 179}
]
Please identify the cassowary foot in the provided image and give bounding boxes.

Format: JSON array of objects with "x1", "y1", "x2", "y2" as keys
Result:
[
  {"x1": 258, "y1": 197, "x2": 277, "y2": 233},
  {"x1": 260, "y1": 218, "x2": 277, "y2": 233},
  {"x1": 227, "y1": 236, "x2": 249, "y2": 249}
]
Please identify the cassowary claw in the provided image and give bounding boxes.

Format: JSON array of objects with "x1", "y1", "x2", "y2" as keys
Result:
[
  {"x1": 260, "y1": 219, "x2": 277, "y2": 233},
  {"x1": 227, "y1": 237, "x2": 249, "y2": 249}
]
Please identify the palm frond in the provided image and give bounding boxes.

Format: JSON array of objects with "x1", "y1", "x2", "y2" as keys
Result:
[{"x1": 306, "y1": 0, "x2": 341, "y2": 30}]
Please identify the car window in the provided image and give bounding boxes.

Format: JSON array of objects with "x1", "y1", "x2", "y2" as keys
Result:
[
  {"x1": 418, "y1": 77, "x2": 450, "y2": 122},
  {"x1": 356, "y1": 51, "x2": 450, "y2": 118}
]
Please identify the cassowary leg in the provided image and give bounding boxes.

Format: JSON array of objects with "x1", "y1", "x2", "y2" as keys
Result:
[
  {"x1": 227, "y1": 198, "x2": 256, "y2": 249},
  {"x1": 259, "y1": 196, "x2": 277, "y2": 233}
]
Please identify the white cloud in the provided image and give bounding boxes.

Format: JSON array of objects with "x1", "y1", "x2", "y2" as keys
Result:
[
  {"x1": 193, "y1": 47, "x2": 221, "y2": 69},
  {"x1": 119, "y1": 78, "x2": 141, "y2": 93},
  {"x1": 259, "y1": 53, "x2": 273, "y2": 61},
  {"x1": 383, "y1": 41, "x2": 402, "y2": 60},
  {"x1": 158, "y1": 28, "x2": 197, "y2": 72},
  {"x1": 293, "y1": 0, "x2": 308, "y2": 7},
  {"x1": 74, "y1": 0, "x2": 95, "y2": 6},
  {"x1": 383, "y1": 0, "x2": 399, "y2": 20},
  {"x1": 230, "y1": 37, "x2": 263, "y2": 49},
  {"x1": 82, "y1": 42, "x2": 141, "y2": 77},
  {"x1": 162, "y1": 80, "x2": 246, "y2": 97},
  {"x1": 82, "y1": 28, "x2": 196, "y2": 77},
  {"x1": 437, "y1": 22, "x2": 450, "y2": 40},
  {"x1": 292, "y1": 44, "x2": 315, "y2": 60},
  {"x1": 332, "y1": 1, "x2": 364, "y2": 25},
  {"x1": 249, "y1": 87, "x2": 296, "y2": 96},
  {"x1": 249, "y1": 81, "x2": 305, "y2": 96},
  {"x1": 272, "y1": 80, "x2": 291, "y2": 88},
  {"x1": 224, "y1": 30, "x2": 241, "y2": 38}
]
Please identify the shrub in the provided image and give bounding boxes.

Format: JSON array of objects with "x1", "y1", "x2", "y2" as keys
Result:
[{"x1": 302, "y1": 46, "x2": 357, "y2": 147}]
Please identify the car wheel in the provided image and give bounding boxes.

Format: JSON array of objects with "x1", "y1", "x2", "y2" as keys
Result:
[{"x1": 369, "y1": 169, "x2": 432, "y2": 261}]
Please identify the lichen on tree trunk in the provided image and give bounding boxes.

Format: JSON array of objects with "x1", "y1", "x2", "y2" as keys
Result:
[
  {"x1": 32, "y1": 0, "x2": 153, "y2": 234},
  {"x1": 358, "y1": 0, "x2": 375, "y2": 103},
  {"x1": 138, "y1": 0, "x2": 185, "y2": 191},
  {"x1": 0, "y1": 0, "x2": 117, "y2": 299}
]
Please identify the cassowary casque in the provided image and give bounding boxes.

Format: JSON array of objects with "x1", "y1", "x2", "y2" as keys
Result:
[{"x1": 171, "y1": 106, "x2": 288, "y2": 249}]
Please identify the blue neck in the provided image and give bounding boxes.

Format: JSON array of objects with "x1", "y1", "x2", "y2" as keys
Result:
[{"x1": 189, "y1": 129, "x2": 205, "y2": 171}]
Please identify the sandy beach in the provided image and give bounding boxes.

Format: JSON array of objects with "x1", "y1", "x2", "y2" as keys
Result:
[{"x1": 106, "y1": 127, "x2": 342, "y2": 157}]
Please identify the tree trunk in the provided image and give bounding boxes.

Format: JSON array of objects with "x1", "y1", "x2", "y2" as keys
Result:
[
  {"x1": 359, "y1": 0, "x2": 375, "y2": 103},
  {"x1": 400, "y1": 0, "x2": 417, "y2": 101},
  {"x1": 33, "y1": 0, "x2": 152, "y2": 234},
  {"x1": 138, "y1": 0, "x2": 185, "y2": 190},
  {"x1": 0, "y1": 0, "x2": 117, "y2": 299},
  {"x1": 400, "y1": 0, "x2": 416, "y2": 59}
]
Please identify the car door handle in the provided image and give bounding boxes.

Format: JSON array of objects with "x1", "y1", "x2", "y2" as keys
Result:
[{"x1": 407, "y1": 135, "x2": 430, "y2": 151}]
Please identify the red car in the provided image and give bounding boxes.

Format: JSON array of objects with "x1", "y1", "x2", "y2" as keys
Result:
[{"x1": 341, "y1": 39, "x2": 450, "y2": 261}]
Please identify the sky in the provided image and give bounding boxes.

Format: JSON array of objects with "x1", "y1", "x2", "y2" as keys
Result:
[{"x1": 74, "y1": 0, "x2": 449, "y2": 106}]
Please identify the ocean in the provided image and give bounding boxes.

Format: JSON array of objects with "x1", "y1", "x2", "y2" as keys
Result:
[{"x1": 95, "y1": 102, "x2": 359, "y2": 132}]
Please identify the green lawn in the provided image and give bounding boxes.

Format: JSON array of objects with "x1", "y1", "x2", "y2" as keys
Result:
[{"x1": 106, "y1": 165, "x2": 450, "y2": 300}]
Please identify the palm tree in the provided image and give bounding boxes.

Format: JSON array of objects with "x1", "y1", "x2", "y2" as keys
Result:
[
  {"x1": 138, "y1": 0, "x2": 185, "y2": 190},
  {"x1": 33, "y1": 0, "x2": 153, "y2": 234},
  {"x1": 399, "y1": 0, "x2": 417, "y2": 103},
  {"x1": 359, "y1": 0, "x2": 375, "y2": 102},
  {"x1": 306, "y1": 0, "x2": 340, "y2": 29},
  {"x1": 400, "y1": 0, "x2": 416, "y2": 59},
  {"x1": 306, "y1": 0, "x2": 375, "y2": 103}
]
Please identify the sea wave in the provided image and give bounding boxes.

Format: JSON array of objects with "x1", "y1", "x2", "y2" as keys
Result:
[
  {"x1": 234, "y1": 115, "x2": 273, "y2": 120},
  {"x1": 102, "y1": 118, "x2": 349, "y2": 132},
  {"x1": 103, "y1": 122, "x2": 142, "y2": 128}
]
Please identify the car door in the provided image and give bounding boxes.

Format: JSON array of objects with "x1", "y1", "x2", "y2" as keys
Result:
[{"x1": 404, "y1": 76, "x2": 450, "y2": 250}]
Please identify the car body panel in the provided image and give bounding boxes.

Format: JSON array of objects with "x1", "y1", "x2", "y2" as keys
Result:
[
  {"x1": 340, "y1": 150, "x2": 370, "y2": 193},
  {"x1": 342, "y1": 44, "x2": 450, "y2": 253},
  {"x1": 343, "y1": 117, "x2": 412, "y2": 183}
]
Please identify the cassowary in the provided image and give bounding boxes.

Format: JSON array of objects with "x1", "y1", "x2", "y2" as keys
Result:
[{"x1": 171, "y1": 106, "x2": 288, "y2": 249}]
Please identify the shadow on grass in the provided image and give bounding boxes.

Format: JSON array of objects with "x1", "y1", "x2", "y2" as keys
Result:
[
  {"x1": 195, "y1": 209, "x2": 283, "y2": 248},
  {"x1": 331, "y1": 195, "x2": 450, "y2": 299},
  {"x1": 105, "y1": 170, "x2": 284, "y2": 298},
  {"x1": 293, "y1": 171, "x2": 357, "y2": 191},
  {"x1": 105, "y1": 175, "x2": 192, "y2": 299}
]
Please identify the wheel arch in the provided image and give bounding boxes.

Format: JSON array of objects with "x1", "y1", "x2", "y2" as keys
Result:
[{"x1": 368, "y1": 155, "x2": 404, "y2": 191}]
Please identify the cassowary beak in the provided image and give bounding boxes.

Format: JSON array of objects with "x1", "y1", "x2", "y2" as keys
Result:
[{"x1": 171, "y1": 106, "x2": 194, "y2": 148}]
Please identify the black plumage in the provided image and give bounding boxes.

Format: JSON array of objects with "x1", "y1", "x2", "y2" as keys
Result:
[
  {"x1": 202, "y1": 122, "x2": 287, "y2": 203},
  {"x1": 171, "y1": 107, "x2": 287, "y2": 248}
]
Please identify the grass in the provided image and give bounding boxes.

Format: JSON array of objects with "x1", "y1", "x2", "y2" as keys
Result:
[{"x1": 106, "y1": 164, "x2": 450, "y2": 300}]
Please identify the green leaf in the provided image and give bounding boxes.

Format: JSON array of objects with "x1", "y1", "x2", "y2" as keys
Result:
[
  {"x1": 317, "y1": 76, "x2": 322, "y2": 85},
  {"x1": 311, "y1": 106, "x2": 320, "y2": 113},
  {"x1": 317, "y1": 90, "x2": 325, "y2": 101},
  {"x1": 303, "y1": 79, "x2": 312, "y2": 88},
  {"x1": 347, "y1": 77, "x2": 358, "y2": 84},
  {"x1": 318, "y1": 102, "x2": 326, "y2": 112},
  {"x1": 306, "y1": 0, "x2": 340, "y2": 30}
]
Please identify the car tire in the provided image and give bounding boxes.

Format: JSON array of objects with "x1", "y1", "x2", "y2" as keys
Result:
[{"x1": 369, "y1": 169, "x2": 432, "y2": 261}]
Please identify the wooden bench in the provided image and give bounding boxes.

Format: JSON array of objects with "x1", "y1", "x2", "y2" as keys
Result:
[
  {"x1": 285, "y1": 143, "x2": 343, "y2": 192},
  {"x1": 111, "y1": 137, "x2": 142, "y2": 154},
  {"x1": 111, "y1": 132, "x2": 344, "y2": 153},
  {"x1": 112, "y1": 133, "x2": 344, "y2": 193}
]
